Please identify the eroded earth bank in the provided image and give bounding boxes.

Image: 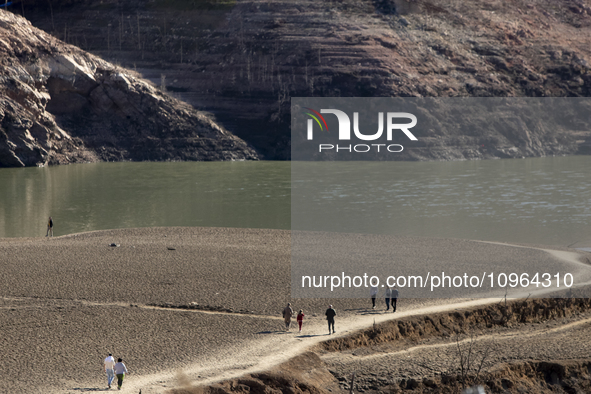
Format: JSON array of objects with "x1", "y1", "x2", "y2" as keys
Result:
[{"x1": 181, "y1": 295, "x2": 591, "y2": 394}]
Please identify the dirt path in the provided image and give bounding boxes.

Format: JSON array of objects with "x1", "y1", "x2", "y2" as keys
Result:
[
  {"x1": 1, "y1": 296, "x2": 284, "y2": 321},
  {"x1": 321, "y1": 315, "x2": 591, "y2": 363},
  {"x1": 49, "y1": 242, "x2": 590, "y2": 394},
  {"x1": 99, "y1": 296, "x2": 591, "y2": 394}
]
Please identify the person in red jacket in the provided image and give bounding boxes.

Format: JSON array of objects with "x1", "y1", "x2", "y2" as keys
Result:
[{"x1": 297, "y1": 309, "x2": 305, "y2": 332}]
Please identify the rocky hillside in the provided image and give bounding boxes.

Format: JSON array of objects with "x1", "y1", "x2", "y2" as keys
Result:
[
  {"x1": 5, "y1": 0, "x2": 591, "y2": 160},
  {"x1": 0, "y1": 9, "x2": 257, "y2": 167}
]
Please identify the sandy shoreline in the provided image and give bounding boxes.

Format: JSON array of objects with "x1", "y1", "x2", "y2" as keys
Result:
[{"x1": 1, "y1": 227, "x2": 590, "y2": 393}]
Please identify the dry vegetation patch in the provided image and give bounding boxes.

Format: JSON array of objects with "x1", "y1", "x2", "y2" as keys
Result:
[{"x1": 320, "y1": 294, "x2": 591, "y2": 352}]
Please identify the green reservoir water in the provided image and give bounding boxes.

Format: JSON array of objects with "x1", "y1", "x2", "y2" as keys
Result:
[
  {"x1": 0, "y1": 161, "x2": 290, "y2": 238},
  {"x1": 0, "y1": 157, "x2": 589, "y2": 247},
  {"x1": 292, "y1": 156, "x2": 591, "y2": 248}
]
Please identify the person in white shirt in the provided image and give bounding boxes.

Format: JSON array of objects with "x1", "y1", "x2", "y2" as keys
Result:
[
  {"x1": 103, "y1": 353, "x2": 116, "y2": 389},
  {"x1": 114, "y1": 358, "x2": 128, "y2": 390}
]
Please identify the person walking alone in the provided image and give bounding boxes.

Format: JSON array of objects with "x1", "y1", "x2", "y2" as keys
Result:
[
  {"x1": 391, "y1": 287, "x2": 399, "y2": 312},
  {"x1": 46, "y1": 216, "x2": 53, "y2": 237},
  {"x1": 370, "y1": 285, "x2": 378, "y2": 309},
  {"x1": 103, "y1": 353, "x2": 115, "y2": 389},
  {"x1": 385, "y1": 286, "x2": 392, "y2": 311},
  {"x1": 282, "y1": 303, "x2": 293, "y2": 331},
  {"x1": 114, "y1": 358, "x2": 128, "y2": 390},
  {"x1": 325, "y1": 304, "x2": 336, "y2": 334},
  {"x1": 297, "y1": 309, "x2": 305, "y2": 333}
]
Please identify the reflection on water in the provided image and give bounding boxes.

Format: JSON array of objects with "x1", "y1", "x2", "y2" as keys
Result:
[
  {"x1": 0, "y1": 161, "x2": 290, "y2": 238},
  {"x1": 0, "y1": 157, "x2": 590, "y2": 247}
]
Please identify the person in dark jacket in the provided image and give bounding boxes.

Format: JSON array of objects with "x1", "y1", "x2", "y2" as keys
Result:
[
  {"x1": 370, "y1": 285, "x2": 378, "y2": 309},
  {"x1": 391, "y1": 287, "x2": 399, "y2": 312},
  {"x1": 46, "y1": 216, "x2": 53, "y2": 237},
  {"x1": 325, "y1": 305, "x2": 336, "y2": 334}
]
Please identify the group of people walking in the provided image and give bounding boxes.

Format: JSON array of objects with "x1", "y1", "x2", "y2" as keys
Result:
[
  {"x1": 282, "y1": 303, "x2": 338, "y2": 335},
  {"x1": 282, "y1": 303, "x2": 306, "y2": 332},
  {"x1": 101, "y1": 293, "x2": 397, "y2": 391},
  {"x1": 103, "y1": 354, "x2": 128, "y2": 390},
  {"x1": 370, "y1": 285, "x2": 399, "y2": 312},
  {"x1": 282, "y1": 288, "x2": 399, "y2": 336}
]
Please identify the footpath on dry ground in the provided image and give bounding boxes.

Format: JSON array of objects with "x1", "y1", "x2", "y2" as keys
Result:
[{"x1": 48, "y1": 245, "x2": 590, "y2": 394}]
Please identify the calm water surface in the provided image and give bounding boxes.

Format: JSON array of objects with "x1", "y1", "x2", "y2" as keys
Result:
[
  {"x1": 0, "y1": 161, "x2": 290, "y2": 238},
  {"x1": 1, "y1": 157, "x2": 589, "y2": 247},
  {"x1": 293, "y1": 156, "x2": 591, "y2": 247}
]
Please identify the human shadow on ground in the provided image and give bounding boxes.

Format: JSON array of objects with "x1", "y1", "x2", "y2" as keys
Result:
[
  {"x1": 296, "y1": 334, "x2": 326, "y2": 338},
  {"x1": 72, "y1": 388, "x2": 108, "y2": 392},
  {"x1": 342, "y1": 308, "x2": 368, "y2": 312},
  {"x1": 256, "y1": 330, "x2": 292, "y2": 335},
  {"x1": 359, "y1": 310, "x2": 388, "y2": 316},
  {"x1": 343, "y1": 308, "x2": 389, "y2": 313}
]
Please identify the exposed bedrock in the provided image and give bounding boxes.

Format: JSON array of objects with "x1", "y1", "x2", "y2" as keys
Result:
[
  {"x1": 12, "y1": 0, "x2": 591, "y2": 160},
  {"x1": 0, "y1": 9, "x2": 257, "y2": 167}
]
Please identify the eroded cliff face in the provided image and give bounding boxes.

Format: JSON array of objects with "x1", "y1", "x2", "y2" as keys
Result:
[
  {"x1": 6, "y1": 0, "x2": 591, "y2": 161},
  {"x1": 0, "y1": 9, "x2": 257, "y2": 167}
]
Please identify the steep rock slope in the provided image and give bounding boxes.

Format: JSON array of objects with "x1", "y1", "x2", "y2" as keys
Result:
[
  {"x1": 0, "y1": 9, "x2": 257, "y2": 167},
  {"x1": 11, "y1": 0, "x2": 591, "y2": 160}
]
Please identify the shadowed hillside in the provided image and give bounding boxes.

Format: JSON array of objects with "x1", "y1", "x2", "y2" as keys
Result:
[
  {"x1": 8, "y1": 0, "x2": 591, "y2": 160},
  {"x1": 0, "y1": 8, "x2": 257, "y2": 167}
]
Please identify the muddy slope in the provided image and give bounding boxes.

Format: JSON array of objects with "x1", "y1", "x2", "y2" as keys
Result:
[{"x1": 0, "y1": 9, "x2": 257, "y2": 167}]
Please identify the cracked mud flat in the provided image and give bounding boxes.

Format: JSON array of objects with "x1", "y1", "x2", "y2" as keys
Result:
[
  {"x1": 0, "y1": 227, "x2": 438, "y2": 393},
  {"x1": 1, "y1": 227, "x2": 591, "y2": 393}
]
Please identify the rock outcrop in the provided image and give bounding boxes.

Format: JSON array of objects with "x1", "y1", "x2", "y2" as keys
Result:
[
  {"x1": 0, "y1": 9, "x2": 258, "y2": 167},
  {"x1": 13, "y1": 0, "x2": 591, "y2": 160}
]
